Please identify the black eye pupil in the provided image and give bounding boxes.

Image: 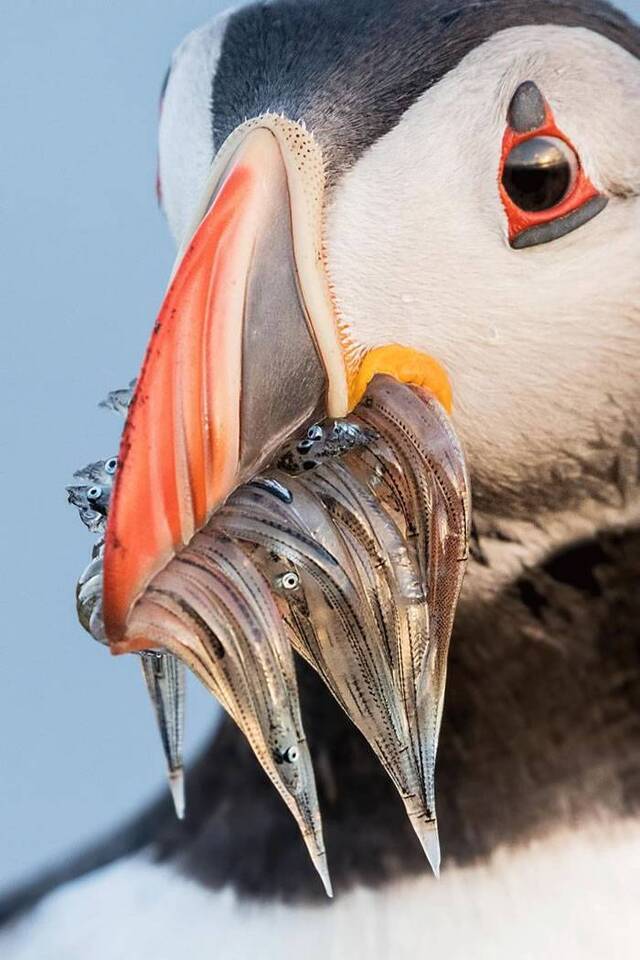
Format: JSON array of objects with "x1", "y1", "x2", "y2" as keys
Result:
[{"x1": 502, "y1": 137, "x2": 574, "y2": 212}]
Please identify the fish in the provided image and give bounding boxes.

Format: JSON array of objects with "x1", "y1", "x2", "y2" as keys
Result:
[{"x1": 68, "y1": 374, "x2": 470, "y2": 892}]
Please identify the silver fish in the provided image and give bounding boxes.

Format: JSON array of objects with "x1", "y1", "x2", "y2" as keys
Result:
[
  {"x1": 69, "y1": 374, "x2": 470, "y2": 892},
  {"x1": 98, "y1": 380, "x2": 136, "y2": 417},
  {"x1": 129, "y1": 528, "x2": 331, "y2": 895},
  {"x1": 69, "y1": 390, "x2": 186, "y2": 822},
  {"x1": 139, "y1": 650, "x2": 186, "y2": 820},
  {"x1": 216, "y1": 377, "x2": 470, "y2": 875}
]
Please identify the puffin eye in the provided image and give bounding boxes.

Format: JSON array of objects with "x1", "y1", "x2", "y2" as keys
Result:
[
  {"x1": 502, "y1": 137, "x2": 577, "y2": 213},
  {"x1": 500, "y1": 83, "x2": 608, "y2": 249}
]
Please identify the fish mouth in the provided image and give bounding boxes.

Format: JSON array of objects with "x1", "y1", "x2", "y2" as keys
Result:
[{"x1": 69, "y1": 116, "x2": 469, "y2": 896}]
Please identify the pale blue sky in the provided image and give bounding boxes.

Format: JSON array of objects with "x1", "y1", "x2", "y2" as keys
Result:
[{"x1": 1, "y1": 0, "x2": 638, "y2": 892}]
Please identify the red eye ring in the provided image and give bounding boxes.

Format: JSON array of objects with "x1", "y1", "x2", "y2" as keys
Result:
[{"x1": 499, "y1": 99, "x2": 600, "y2": 246}]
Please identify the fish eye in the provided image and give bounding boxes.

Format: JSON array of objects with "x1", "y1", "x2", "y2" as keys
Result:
[
  {"x1": 86, "y1": 485, "x2": 102, "y2": 501},
  {"x1": 284, "y1": 746, "x2": 299, "y2": 763},
  {"x1": 501, "y1": 136, "x2": 577, "y2": 213},
  {"x1": 105, "y1": 457, "x2": 118, "y2": 474},
  {"x1": 277, "y1": 571, "x2": 300, "y2": 591}
]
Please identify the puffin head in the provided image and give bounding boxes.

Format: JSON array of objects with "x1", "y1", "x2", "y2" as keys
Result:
[
  {"x1": 105, "y1": 4, "x2": 640, "y2": 640},
  {"x1": 97, "y1": 0, "x2": 640, "y2": 886}
]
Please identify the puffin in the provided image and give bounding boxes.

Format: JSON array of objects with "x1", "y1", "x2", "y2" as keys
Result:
[{"x1": 2, "y1": 0, "x2": 640, "y2": 957}]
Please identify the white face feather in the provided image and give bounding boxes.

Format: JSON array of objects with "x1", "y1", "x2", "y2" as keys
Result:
[
  {"x1": 158, "y1": 12, "x2": 233, "y2": 247},
  {"x1": 326, "y1": 25, "x2": 640, "y2": 515}
]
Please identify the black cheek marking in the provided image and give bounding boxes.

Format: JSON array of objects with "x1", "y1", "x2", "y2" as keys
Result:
[
  {"x1": 507, "y1": 80, "x2": 546, "y2": 132},
  {"x1": 511, "y1": 195, "x2": 609, "y2": 249}
]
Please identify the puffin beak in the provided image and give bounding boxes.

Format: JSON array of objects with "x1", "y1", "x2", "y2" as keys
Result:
[{"x1": 103, "y1": 116, "x2": 349, "y2": 647}]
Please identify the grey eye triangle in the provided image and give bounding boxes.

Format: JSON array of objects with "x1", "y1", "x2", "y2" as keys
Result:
[{"x1": 507, "y1": 80, "x2": 546, "y2": 133}]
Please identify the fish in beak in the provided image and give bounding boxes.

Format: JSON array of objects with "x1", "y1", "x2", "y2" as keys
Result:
[
  {"x1": 69, "y1": 450, "x2": 187, "y2": 824},
  {"x1": 71, "y1": 115, "x2": 468, "y2": 896}
]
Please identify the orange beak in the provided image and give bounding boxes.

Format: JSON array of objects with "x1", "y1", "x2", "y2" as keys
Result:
[{"x1": 104, "y1": 116, "x2": 349, "y2": 650}]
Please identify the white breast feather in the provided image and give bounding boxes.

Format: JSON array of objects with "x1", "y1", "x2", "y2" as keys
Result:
[{"x1": 2, "y1": 820, "x2": 640, "y2": 959}]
